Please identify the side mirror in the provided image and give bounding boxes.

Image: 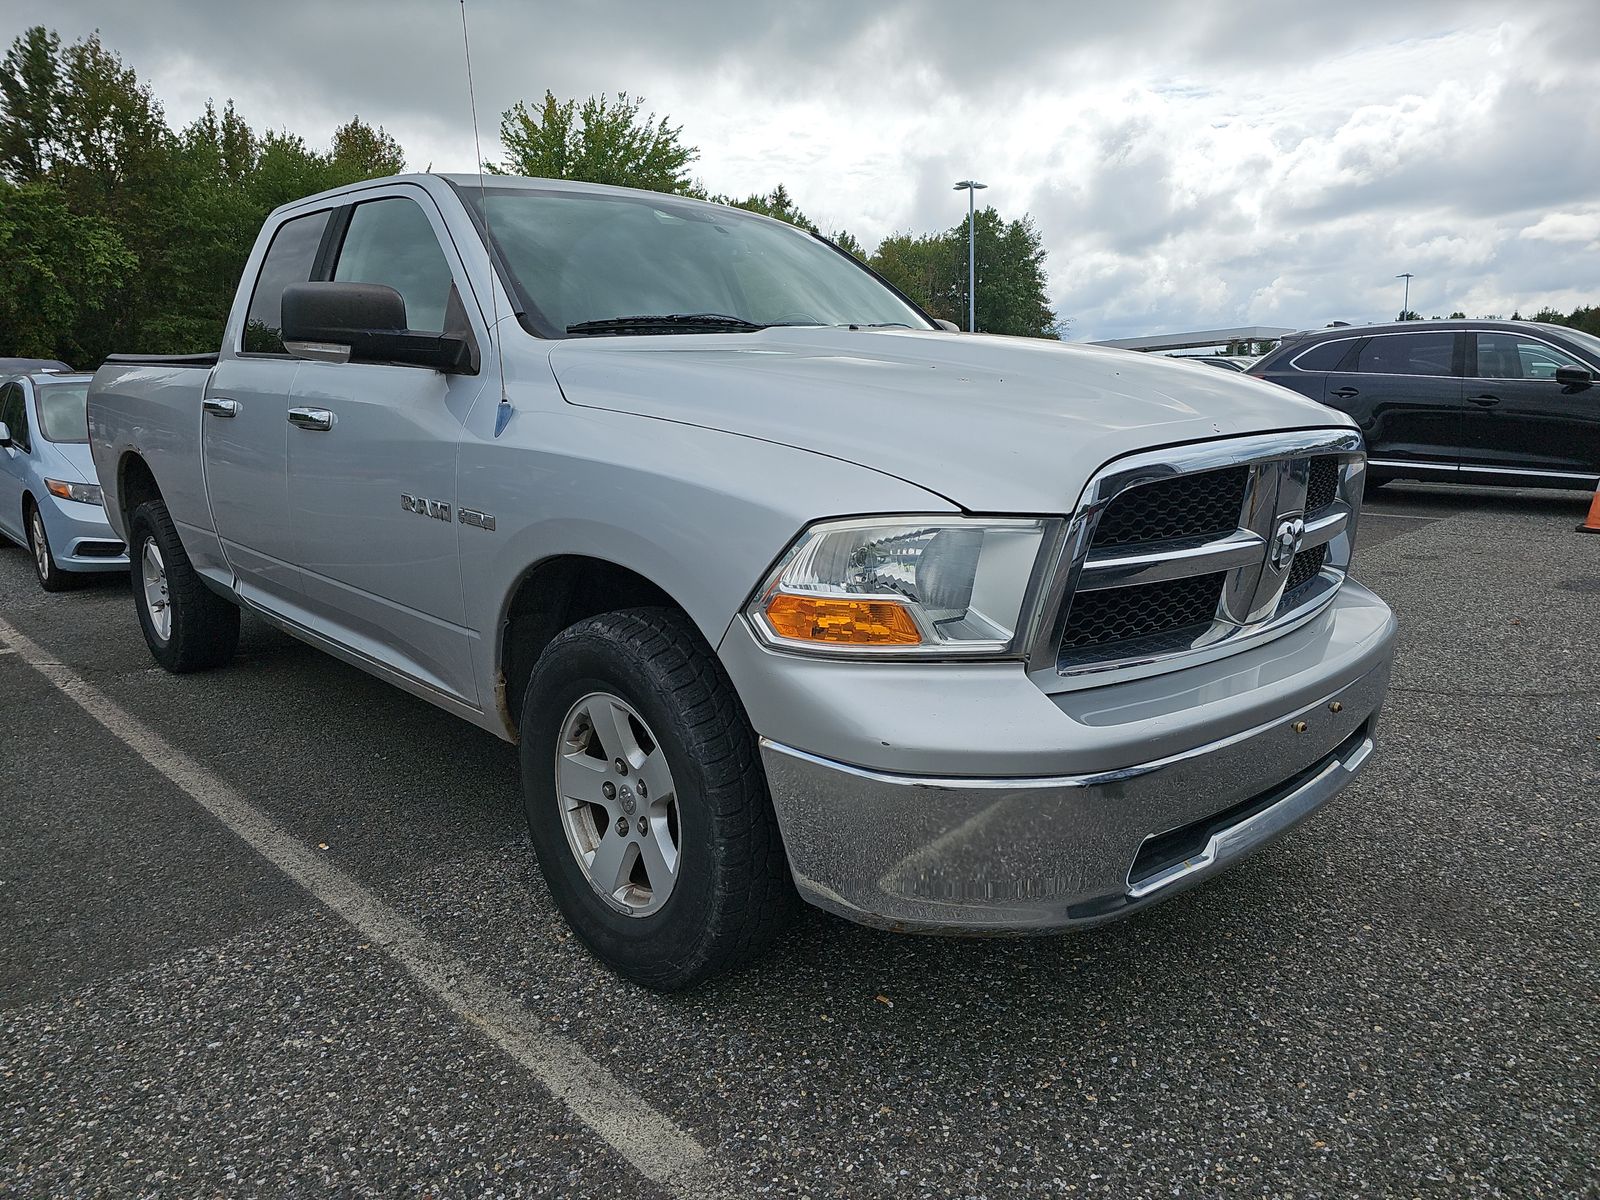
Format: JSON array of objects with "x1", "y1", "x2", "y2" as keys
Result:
[
  {"x1": 0, "y1": 420, "x2": 10, "y2": 448},
  {"x1": 1555, "y1": 365, "x2": 1593, "y2": 390},
  {"x1": 280, "y1": 282, "x2": 476, "y2": 374},
  {"x1": 933, "y1": 319, "x2": 961, "y2": 333}
]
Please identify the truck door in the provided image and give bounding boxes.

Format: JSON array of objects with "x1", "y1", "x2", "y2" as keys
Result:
[
  {"x1": 202, "y1": 209, "x2": 329, "y2": 609},
  {"x1": 286, "y1": 190, "x2": 489, "y2": 706}
]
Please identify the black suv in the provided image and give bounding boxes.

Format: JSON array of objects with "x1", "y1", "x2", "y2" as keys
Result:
[{"x1": 1250, "y1": 320, "x2": 1600, "y2": 489}]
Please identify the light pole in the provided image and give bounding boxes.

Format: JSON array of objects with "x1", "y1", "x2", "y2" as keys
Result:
[
  {"x1": 1396, "y1": 272, "x2": 1414, "y2": 320},
  {"x1": 954, "y1": 180, "x2": 987, "y2": 332}
]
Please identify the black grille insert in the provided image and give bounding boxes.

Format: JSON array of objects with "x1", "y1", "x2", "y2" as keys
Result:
[
  {"x1": 1060, "y1": 572, "x2": 1225, "y2": 653},
  {"x1": 1279, "y1": 543, "x2": 1328, "y2": 609},
  {"x1": 1090, "y1": 466, "x2": 1249, "y2": 550},
  {"x1": 1305, "y1": 457, "x2": 1339, "y2": 513}
]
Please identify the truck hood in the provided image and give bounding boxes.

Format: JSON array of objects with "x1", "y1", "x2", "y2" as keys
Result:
[{"x1": 548, "y1": 327, "x2": 1351, "y2": 512}]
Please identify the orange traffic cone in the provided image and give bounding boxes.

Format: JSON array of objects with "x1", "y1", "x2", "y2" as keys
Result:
[{"x1": 1580, "y1": 481, "x2": 1600, "y2": 535}]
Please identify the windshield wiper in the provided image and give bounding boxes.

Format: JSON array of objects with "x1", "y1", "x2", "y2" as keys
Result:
[{"x1": 566, "y1": 313, "x2": 767, "y2": 335}]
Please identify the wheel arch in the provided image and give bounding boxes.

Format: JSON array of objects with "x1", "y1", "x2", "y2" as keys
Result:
[
  {"x1": 495, "y1": 553, "x2": 693, "y2": 739},
  {"x1": 116, "y1": 451, "x2": 163, "y2": 531}
]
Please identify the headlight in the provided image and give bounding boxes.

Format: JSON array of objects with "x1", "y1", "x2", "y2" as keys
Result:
[
  {"x1": 747, "y1": 516, "x2": 1055, "y2": 656},
  {"x1": 45, "y1": 479, "x2": 102, "y2": 506}
]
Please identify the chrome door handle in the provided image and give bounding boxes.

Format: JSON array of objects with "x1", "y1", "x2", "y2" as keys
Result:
[
  {"x1": 287, "y1": 407, "x2": 334, "y2": 431},
  {"x1": 202, "y1": 398, "x2": 240, "y2": 418}
]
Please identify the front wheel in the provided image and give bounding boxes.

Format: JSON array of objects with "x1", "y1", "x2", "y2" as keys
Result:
[
  {"x1": 128, "y1": 499, "x2": 240, "y2": 672},
  {"x1": 25, "y1": 502, "x2": 72, "y2": 592},
  {"x1": 519, "y1": 608, "x2": 797, "y2": 990}
]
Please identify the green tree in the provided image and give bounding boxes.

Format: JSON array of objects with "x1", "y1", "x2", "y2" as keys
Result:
[
  {"x1": 0, "y1": 179, "x2": 133, "y2": 359},
  {"x1": 870, "y1": 207, "x2": 1057, "y2": 338},
  {"x1": 493, "y1": 91, "x2": 696, "y2": 193},
  {"x1": 1449, "y1": 310, "x2": 1466, "y2": 319},
  {"x1": 329, "y1": 116, "x2": 404, "y2": 181},
  {"x1": 727, "y1": 182, "x2": 817, "y2": 231},
  {"x1": 1398, "y1": 309, "x2": 1421, "y2": 321},
  {"x1": 0, "y1": 26, "x2": 61, "y2": 181}
]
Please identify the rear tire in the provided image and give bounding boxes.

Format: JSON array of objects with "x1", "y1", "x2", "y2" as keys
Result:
[
  {"x1": 25, "y1": 501, "x2": 72, "y2": 592},
  {"x1": 129, "y1": 499, "x2": 240, "y2": 672},
  {"x1": 519, "y1": 607, "x2": 797, "y2": 990}
]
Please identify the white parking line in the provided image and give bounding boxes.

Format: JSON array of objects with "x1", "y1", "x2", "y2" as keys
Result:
[
  {"x1": 1361, "y1": 510, "x2": 1441, "y2": 520},
  {"x1": 0, "y1": 614, "x2": 733, "y2": 1200}
]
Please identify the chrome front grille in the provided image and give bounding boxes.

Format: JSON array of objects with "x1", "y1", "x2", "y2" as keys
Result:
[{"x1": 1032, "y1": 430, "x2": 1366, "y2": 687}]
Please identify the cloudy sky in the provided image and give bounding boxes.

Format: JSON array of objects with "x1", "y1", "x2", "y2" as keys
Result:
[{"x1": 6, "y1": 1, "x2": 1597, "y2": 340}]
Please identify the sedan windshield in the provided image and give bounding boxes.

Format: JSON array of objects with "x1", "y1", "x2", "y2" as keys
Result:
[
  {"x1": 37, "y1": 382, "x2": 89, "y2": 443},
  {"x1": 463, "y1": 186, "x2": 929, "y2": 337}
]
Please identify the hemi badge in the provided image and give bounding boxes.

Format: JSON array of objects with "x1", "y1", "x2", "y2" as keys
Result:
[{"x1": 459, "y1": 507, "x2": 496, "y2": 532}]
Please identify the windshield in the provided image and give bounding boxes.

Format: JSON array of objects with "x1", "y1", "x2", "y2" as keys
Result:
[
  {"x1": 465, "y1": 186, "x2": 929, "y2": 337},
  {"x1": 36, "y1": 382, "x2": 89, "y2": 443}
]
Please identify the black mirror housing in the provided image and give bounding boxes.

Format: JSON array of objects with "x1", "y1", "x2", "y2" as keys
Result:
[
  {"x1": 280, "y1": 282, "x2": 476, "y2": 374},
  {"x1": 1555, "y1": 364, "x2": 1593, "y2": 389}
]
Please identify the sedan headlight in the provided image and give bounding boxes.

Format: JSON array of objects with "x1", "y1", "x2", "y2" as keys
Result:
[
  {"x1": 45, "y1": 478, "x2": 103, "y2": 506},
  {"x1": 747, "y1": 516, "x2": 1055, "y2": 656}
]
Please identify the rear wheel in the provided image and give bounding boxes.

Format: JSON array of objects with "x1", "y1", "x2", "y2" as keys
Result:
[
  {"x1": 129, "y1": 499, "x2": 240, "y2": 672},
  {"x1": 519, "y1": 607, "x2": 797, "y2": 990},
  {"x1": 25, "y1": 502, "x2": 72, "y2": 592}
]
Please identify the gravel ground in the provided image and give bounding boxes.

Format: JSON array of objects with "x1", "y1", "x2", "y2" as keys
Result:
[{"x1": 2, "y1": 481, "x2": 1596, "y2": 1198}]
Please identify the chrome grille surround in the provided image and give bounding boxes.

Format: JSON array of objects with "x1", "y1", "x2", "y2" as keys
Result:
[{"x1": 1025, "y1": 429, "x2": 1366, "y2": 692}]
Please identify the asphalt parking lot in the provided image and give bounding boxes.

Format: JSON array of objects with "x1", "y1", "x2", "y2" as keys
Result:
[{"x1": 3, "y1": 482, "x2": 1597, "y2": 1199}]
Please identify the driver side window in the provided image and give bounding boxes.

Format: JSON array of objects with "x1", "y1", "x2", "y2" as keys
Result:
[
  {"x1": 1, "y1": 383, "x2": 31, "y2": 453},
  {"x1": 333, "y1": 197, "x2": 455, "y2": 334},
  {"x1": 1474, "y1": 332, "x2": 1583, "y2": 381}
]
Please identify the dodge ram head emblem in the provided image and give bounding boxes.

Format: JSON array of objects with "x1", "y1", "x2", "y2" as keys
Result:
[{"x1": 1270, "y1": 516, "x2": 1306, "y2": 572}]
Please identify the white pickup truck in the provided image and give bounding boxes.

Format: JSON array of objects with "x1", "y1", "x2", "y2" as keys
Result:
[{"x1": 89, "y1": 174, "x2": 1396, "y2": 988}]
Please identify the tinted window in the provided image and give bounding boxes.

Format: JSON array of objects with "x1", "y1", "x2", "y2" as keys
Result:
[
  {"x1": 333, "y1": 197, "x2": 454, "y2": 333},
  {"x1": 243, "y1": 211, "x2": 330, "y2": 354},
  {"x1": 1352, "y1": 332, "x2": 1454, "y2": 377},
  {"x1": 1475, "y1": 332, "x2": 1583, "y2": 381},
  {"x1": 1293, "y1": 340, "x2": 1353, "y2": 371},
  {"x1": 35, "y1": 382, "x2": 89, "y2": 443}
]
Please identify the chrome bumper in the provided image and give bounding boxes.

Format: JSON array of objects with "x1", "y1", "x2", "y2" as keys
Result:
[{"x1": 759, "y1": 654, "x2": 1390, "y2": 934}]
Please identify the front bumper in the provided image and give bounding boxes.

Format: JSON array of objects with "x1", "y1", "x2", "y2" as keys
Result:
[
  {"x1": 43, "y1": 495, "x2": 128, "y2": 572},
  {"x1": 732, "y1": 582, "x2": 1396, "y2": 933}
]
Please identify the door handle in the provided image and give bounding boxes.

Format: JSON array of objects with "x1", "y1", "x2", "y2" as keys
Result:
[
  {"x1": 1330, "y1": 387, "x2": 1359, "y2": 399},
  {"x1": 287, "y1": 407, "x2": 334, "y2": 431},
  {"x1": 202, "y1": 398, "x2": 240, "y2": 418},
  {"x1": 1468, "y1": 394, "x2": 1500, "y2": 407}
]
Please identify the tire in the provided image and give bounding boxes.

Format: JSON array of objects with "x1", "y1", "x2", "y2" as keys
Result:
[
  {"x1": 25, "y1": 501, "x2": 72, "y2": 592},
  {"x1": 519, "y1": 607, "x2": 797, "y2": 990},
  {"x1": 128, "y1": 498, "x2": 240, "y2": 672}
]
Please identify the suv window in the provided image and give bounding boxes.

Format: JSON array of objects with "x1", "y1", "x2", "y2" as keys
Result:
[
  {"x1": 1352, "y1": 332, "x2": 1455, "y2": 377},
  {"x1": 242, "y1": 210, "x2": 331, "y2": 355},
  {"x1": 1, "y1": 382, "x2": 30, "y2": 452},
  {"x1": 1292, "y1": 340, "x2": 1353, "y2": 371},
  {"x1": 333, "y1": 197, "x2": 454, "y2": 333},
  {"x1": 1474, "y1": 332, "x2": 1584, "y2": 381}
]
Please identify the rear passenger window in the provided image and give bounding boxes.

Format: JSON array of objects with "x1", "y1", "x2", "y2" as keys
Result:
[
  {"x1": 1292, "y1": 340, "x2": 1353, "y2": 371},
  {"x1": 1352, "y1": 332, "x2": 1454, "y2": 377},
  {"x1": 333, "y1": 197, "x2": 454, "y2": 333},
  {"x1": 242, "y1": 211, "x2": 330, "y2": 355}
]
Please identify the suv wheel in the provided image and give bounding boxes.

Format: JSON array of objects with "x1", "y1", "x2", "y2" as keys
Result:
[
  {"x1": 519, "y1": 607, "x2": 797, "y2": 990},
  {"x1": 129, "y1": 499, "x2": 240, "y2": 672}
]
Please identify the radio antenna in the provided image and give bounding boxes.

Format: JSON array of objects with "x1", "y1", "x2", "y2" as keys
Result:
[{"x1": 459, "y1": 0, "x2": 513, "y2": 437}]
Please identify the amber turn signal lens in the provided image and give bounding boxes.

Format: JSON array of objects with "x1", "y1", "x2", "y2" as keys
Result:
[{"x1": 764, "y1": 594, "x2": 922, "y2": 645}]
